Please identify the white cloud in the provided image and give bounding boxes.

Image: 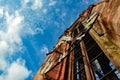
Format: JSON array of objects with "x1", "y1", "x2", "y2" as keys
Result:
[
  {"x1": 0, "y1": 7, "x2": 31, "y2": 80},
  {"x1": 0, "y1": 11, "x2": 24, "y2": 71},
  {"x1": 0, "y1": 58, "x2": 8, "y2": 71},
  {"x1": 60, "y1": 12, "x2": 66, "y2": 21},
  {"x1": 54, "y1": 21, "x2": 60, "y2": 28},
  {"x1": 22, "y1": 0, "x2": 44, "y2": 10},
  {"x1": 32, "y1": 0, "x2": 43, "y2": 10},
  {"x1": 5, "y1": 58, "x2": 31, "y2": 80},
  {"x1": 35, "y1": 27, "x2": 44, "y2": 34},
  {"x1": 28, "y1": 27, "x2": 44, "y2": 35},
  {"x1": 0, "y1": 58, "x2": 31, "y2": 80},
  {"x1": 43, "y1": 8, "x2": 47, "y2": 14},
  {"x1": 40, "y1": 45, "x2": 49, "y2": 54},
  {"x1": 82, "y1": 0, "x2": 99, "y2": 5},
  {"x1": 38, "y1": 45, "x2": 48, "y2": 63},
  {"x1": 0, "y1": 6, "x2": 3, "y2": 17},
  {"x1": 0, "y1": 11, "x2": 24, "y2": 55},
  {"x1": 21, "y1": 0, "x2": 30, "y2": 8},
  {"x1": 82, "y1": 0, "x2": 89, "y2": 5},
  {"x1": 23, "y1": 0, "x2": 30, "y2": 4},
  {"x1": 0, "y1": 41, "x2": 8, "y2": 56},
  {"x1": 48, "y1": 0, "x2": 57, "y2": 6}
]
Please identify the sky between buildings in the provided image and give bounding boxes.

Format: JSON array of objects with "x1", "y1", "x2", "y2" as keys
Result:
[{"x1": 0, "y1": 0, "x2": 99, "y2": 80}]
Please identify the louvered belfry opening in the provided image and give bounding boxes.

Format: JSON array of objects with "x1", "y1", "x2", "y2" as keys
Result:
[
  {"x1": 33, "y1": 0, "x2": 120, "y2": 80},
  {"x1": 73, "y1": 26, "x2": 119, "y2": 80}
]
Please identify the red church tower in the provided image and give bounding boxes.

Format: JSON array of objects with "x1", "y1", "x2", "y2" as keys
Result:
[{"x1": 34, "y1": 0, "x2": 120, "y2": 80}]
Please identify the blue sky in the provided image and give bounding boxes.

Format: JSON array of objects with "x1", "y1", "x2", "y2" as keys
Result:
[{"x1": 0, "y1": 0, "x2": 99, "y2": 80}]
